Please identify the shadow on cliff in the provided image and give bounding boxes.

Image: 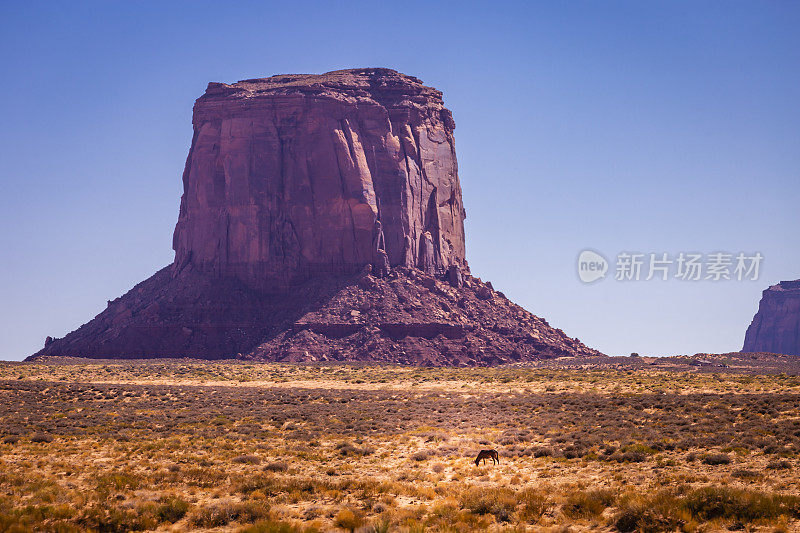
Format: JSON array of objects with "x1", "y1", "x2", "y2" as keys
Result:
[{"x1": 29, "y1": 265, "x2": 365, "y2": 360}]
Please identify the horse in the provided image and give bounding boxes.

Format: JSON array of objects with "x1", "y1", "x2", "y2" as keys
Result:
[{"x1": 474, "y1": 449, "x2": 499, "y2": 466}]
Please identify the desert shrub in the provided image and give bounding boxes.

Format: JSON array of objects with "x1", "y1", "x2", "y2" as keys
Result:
[
  {"x1": 333, "y1": 508, "x2": 364, "y2": 532},
  {"x1": 562, "y1": 488, "x2": 616, "y2": 519},
  {"x1": 701, "y1": 453, "x2": 731, "y2": 465},
  {"x1": 240, "y1": 518, "x2": 309, "y2": 533},
  {"x1": 613, "y1": 487, "x2": 800, "y2": 531},
  {"x1": 189, "y1": 500, "x2": 270, "y2": 527},
  {"x1": 460, "y1": 486, "x2": 517, "y2": 522},
  {"x1": 336, "y1": 442, "x2": 373, "y2": 457},
  {"x1": 423, "y1": 431, "x2": 449, "y2": 443},
  {"x1": 613, "y1": 492, "x2": 686, "y2": 532},
  {"x1": 562, "y1": 445, "x2": 585, "y2": 459},
  {"x1": 609, "y1": 450, "x2": 646, "y2": 463},
  {"x1": 532, "y1": 446, "x2": 553, "y2": 457},
  {"x1": 767, "y1": 459, "x2": 792, "y2": 470},
  {"x1": 432, "y1": 463, "x2": 445, "y2": 473},
  {"x1": 233, "y1": 454, "x2": 261, "y2": 465},
  {"x1": 78, "y1": 502, "x2": 160, "y2": 532},
  {"x1": 683, "y1": 486, "x2": 800, "y2": 522},
  {"x1": 155, "y1": 495, "x2": 189, "y2": 523},
  {"x1": 182, "y1": 466, "x2": 227, "y2": 487},
  {"x1": 0, "y1": 503, "x2": 76, "y2": 532},
  {"x1": 411, "y1": 450, "x2": 429, "y2": 461},
  {"x1": 732, "y1": 469, "x2": 761, "y2": 481},
  {"x1": 518, "y1": 487, "x2": 549, "y2": 523},
  {"x1": 263, "y1": 461, "x2": 288, "y2": 472},
  {"x1": 95, "y1": 472, "x2": 142, "y2": 493},
  {"x1": 626, "y1": 443, "x2": 658, "y2": 455},
  {"x1": 30, "y1": 433, "x2": 54, "y2": 443},
  {"x1": 364, "y1": 518, "x2": 391, "y2": 533},
  {"x1": 763, "y1": 443, "x2": 792, "y2": 455}
]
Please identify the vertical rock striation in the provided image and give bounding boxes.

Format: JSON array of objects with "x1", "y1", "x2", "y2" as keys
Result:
[
  {"x1": 30, "y1": 68, "x2": 601, "y2": 363},
  {"x1": 171, "y1": 68, "x2": 466, "y2": 290},
  {"x1": 743, "y1": 280, "x2": 800, "y2": 356}
]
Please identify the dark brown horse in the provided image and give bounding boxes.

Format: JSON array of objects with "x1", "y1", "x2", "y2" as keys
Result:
[{"x1": 474, "y1": 449, "x2": 499, "y2": 466}]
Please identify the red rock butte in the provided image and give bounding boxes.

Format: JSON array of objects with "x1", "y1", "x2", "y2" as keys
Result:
[
  {"x1": 32, "y1": 68, "x2": 601, "y2": 364},
  {"x1": 173, "y1": 68, "x2": 466, "y2": 288},
  {"x1": 743, "y1": 279, "x2": 800, "y2": 356}
]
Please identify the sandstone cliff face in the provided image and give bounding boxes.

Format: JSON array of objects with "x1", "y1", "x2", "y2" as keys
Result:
[
  {"x1": 172, "y1": 68, "x2": 466, "y2": 289},
  {"x1": 31, "y1": 68, "x2": 601, "y2": 363},
  {"x1": 743, "y1": 280, "x2": 800, "y2": 356}
]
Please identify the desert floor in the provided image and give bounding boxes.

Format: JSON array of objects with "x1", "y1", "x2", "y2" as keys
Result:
[{"x1": 3, "y1": 358, "x2": 800, "y2": 532}]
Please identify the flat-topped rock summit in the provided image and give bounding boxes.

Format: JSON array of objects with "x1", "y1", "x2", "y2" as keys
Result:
[
  {"x1": 201, "y1": 68, "x2": 444, "y2": 105},
  {"x1": 32, "y1": 68, "x2": 600, "y2": 363}
]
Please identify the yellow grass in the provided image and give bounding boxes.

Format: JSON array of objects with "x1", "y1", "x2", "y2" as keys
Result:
[{"x1": 2, "y1": 360, "x2": 800, "y2": 531}]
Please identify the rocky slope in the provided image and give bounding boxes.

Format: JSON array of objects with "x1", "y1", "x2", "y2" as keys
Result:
[
  {"x1": 31, "y1": 68, "x2": 600, "y2": 363},
  {"x1": 743, "y1": 280, "x2": 800, "y2": 356},
  {"x1": 34, "y1": 265, "x2": 599, "y2": 363}
]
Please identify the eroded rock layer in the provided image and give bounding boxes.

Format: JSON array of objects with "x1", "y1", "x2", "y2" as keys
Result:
[
  {"x1": 34, "y1": 266, "x2": 600, "y2": 363},
  {"x1": 743, "y1": 280, "x2": 800, "y2": 356}
]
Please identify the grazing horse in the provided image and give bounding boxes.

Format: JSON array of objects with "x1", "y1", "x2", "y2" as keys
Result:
[{"x1": 474, "y1": 449, "x2": 499, "y2": 466}]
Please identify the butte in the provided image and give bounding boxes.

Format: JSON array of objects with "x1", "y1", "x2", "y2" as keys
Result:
[{"x1": 32, "y1": 68, "x2": 601, "y2": 365}]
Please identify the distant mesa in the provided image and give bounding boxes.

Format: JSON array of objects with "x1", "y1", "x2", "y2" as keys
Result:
[
  {"x1": 742, "y1": 279, "x2": 800, "y2": 356},
  {"x1": 31, "y1": 68, "x2": 601, "y2": 364}
]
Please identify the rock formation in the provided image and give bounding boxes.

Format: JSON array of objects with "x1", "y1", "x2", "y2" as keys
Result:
[
  {"x1": 31, "y1": 68, "x2": 601, "y2": 364},
  {"x1": 172, "y1": 69, "x2": 465, "y2": 289},
  {"x1": 743, "y1": 280, "x2": 800, "y2": 356}
]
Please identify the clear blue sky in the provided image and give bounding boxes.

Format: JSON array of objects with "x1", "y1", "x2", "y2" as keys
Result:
[{"x1": 1, "y1": 1, "x2": 798, "y2": 360}]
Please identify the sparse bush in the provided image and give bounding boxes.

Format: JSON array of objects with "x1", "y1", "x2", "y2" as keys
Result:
[
  {"x1": 610, "y1": 451, "x2": 646, "y2": 463},
  {"x1": 518, "y1": 487, "x2": 549, "y2": 523},
  {"x1": 613, "y1": 492, "x2": 685, "y2": 533},
  {"x1": 336, "y1": 442, "x2": 374, "y2": 457},
  {"x1": 263, "y1": 461, "x2": 288, "y2": 472},
  {"x1": 767, "y1": 459, "x2": 792, "y2": 470},
  {"x1": 233, "y1": 454, "x2": 261, "y2": 465},
  {"x1": 30, "y1": 433, "x2": 54, "y2": 443},
  {"x1": 333, "y1": 508, "x2": 364, "y2": 532},
  {"x1": 562, "y1": 488, "x2": 616, "y2": 519},
  {"x1": 460, "y1": 487, "x2": 517, "y2": 522},
  {"x1": 702, "y1": 453, "x2": 731, "y2": 465},
  {"x1": 240, "y1": 518, "x2": 307, "y2": 533},
  {"x1": 155, "y1": 495, "x2": 189, "y2": 523},
  {"x1": 614, "y1": 486, "x2": 800, "y2": 531},
  {"x1": 189, "y1": 500, "x2": 270, "y2": 527},
  {"x1": 78, "y1": 502, "x2": 160, "y2": 532},
  {"x1": 733, "y1": 468, "x2": 761, "y2": 480},
  {"x1": 683, "y1": 486, "x2": 800, "y2": 522},
  {"x1": 532, "y1": 446, "x2": 553, "y2": 457},
  {"x1": 95, "y1": 472, "x2": 142, "y2": 493}
]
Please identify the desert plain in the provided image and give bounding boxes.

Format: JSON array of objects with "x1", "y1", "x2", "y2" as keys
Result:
[{"x1": 3, "y1": 355, "x2": 800, "y2": 532}]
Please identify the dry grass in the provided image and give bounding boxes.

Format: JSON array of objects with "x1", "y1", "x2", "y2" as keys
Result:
[{"x1": 2, "y1": 360, "x2": 800, "y2": 531}]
